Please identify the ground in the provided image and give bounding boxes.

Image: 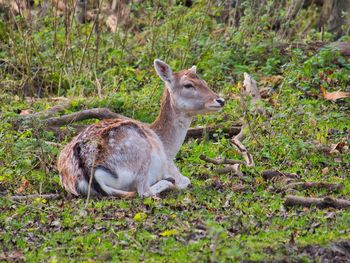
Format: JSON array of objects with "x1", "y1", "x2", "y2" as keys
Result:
[{"x1": 1, "y1": 77, "x2": 350, "y2": 261}]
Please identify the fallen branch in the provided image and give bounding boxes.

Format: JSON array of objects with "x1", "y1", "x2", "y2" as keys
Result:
[
  {"x1": 329, "y1": 42, "x2": 350, "y2": 57},
  {"x1": 15, "y1": 101, "x2": 71, "y2": 127},
  {"x1": 185, "y1": 124, "x2": 241, "y2": 140},
  {"x1": 199, "y1": 154, "x2": 244, "y2": 177},
  {"x1": 231, "y1": 184, "x2": 250, "y2": 192},
  {"x1": 215, "y1": 164, "x2": 243, "y2": 177},
  {"x1": 43, "y1": 108, "x2": 129, "y2": 126},
  {"x1": 284, "y1": 182, "x2": 344, "y2": 192},
  {"x1": 274, "y1": 41, "x2": 350, "y2": 57},
  {"x1": 8, "y1": 193, "x2": 61, "y2": 201},
  {"x1": 285, "y1": 195, "x2": 350, "y2": 209},
  {"x1": 262, "y1": 170, "x2": 301, "y2": 181},
  {"x1": 199, "y1": 154, "x2": 245, "y2": 165},
  {"x1": 30, "y1": 100, "x2": 71, "y2": 119}
]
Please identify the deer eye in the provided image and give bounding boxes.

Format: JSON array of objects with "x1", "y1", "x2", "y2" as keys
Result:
[{"x1": 184, "y1": 84, "x2": 194, "y2": 89}]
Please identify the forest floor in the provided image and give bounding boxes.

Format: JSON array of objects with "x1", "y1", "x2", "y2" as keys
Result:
[{"x1": 1, "y1": 66, "x2": 350, "y2": 262}]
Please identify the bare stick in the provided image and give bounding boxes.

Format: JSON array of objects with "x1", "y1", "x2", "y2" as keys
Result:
[
  {"x1": 30, "y1": 101, "x2": 70, "y2": 119},
  {"x1": 284, "y1": 182, "x2": 344, "y2": 192},
  {"x1": 285, "y1": 195, "x2": 350, "y2": 209},
  {"x1": 231, "y1": 134, "x2": 254, "y2": 167},
  {"x1": 199, "y1": 154, "x2": 245, "y2": 165},
  {"x1": 8, "y1": 193, "x2": 61, "y2": 201},
  {"x1": 275, "y1": 41, "x2": 350, "y2": 57},
  {"x1": 16, "y1": 101, "x2": 71, "y2": 127},
  {"x1": 231, "y1": 184, "x2": 249, "y2": 192},
  {"x1": 44, "y1": 108, "x2": 129, "y2": 126},
  {"x1": 230, "y1": 124, "x2": 254, "y2": 167},
  {"x1": 215, "y1": 164, "x2": 243, "y2": 177},
  {"x1": 262, "y1": 170, "x2": 301, "y2": 181},
  {"x1": 185, "y1": 124, "x2": 241, "y2": 140}
]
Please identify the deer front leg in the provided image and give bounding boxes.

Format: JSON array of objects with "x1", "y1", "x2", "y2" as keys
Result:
[
  {"x1": 168, "y1": 161, "x2": 191, "y2": 189},
  {"x1": 138, "y1": 179, "x2": 175, "y2": 197}
]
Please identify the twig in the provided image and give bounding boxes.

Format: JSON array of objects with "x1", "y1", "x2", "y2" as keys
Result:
[
  {"x1": 284, "y1": 182, "x2": 343, "y2": 192},
  {"x1": 185, "y1": 124, "x2": 241, "y2": 141},
  {"x1": 274, "y1": 41, "x2": 350, "y2": 57},
  {"x1": 7, "y1": 193, "x2": 61, "y2": 201},
  {"x1": 231, "y1": 184, "x2": 249, "y2": 192},
  {"x1": 199, "y1": 154, "x2": 244, "y2": 165},
  {"x1": 231, "y1": 124, "x2": 254, "y2": 167},
  {"x1": 262, "y1": 170, "x2": 301, "y2": 181},
  {"x1": 285, "y1": 195, "x2": 350, "y2": 209},
  {"x1": 215, "y1": 164, "x2": 243, "y2": 177},
  {"x1": 16, "y1": 101, "x2": 70, "y2": 122}
]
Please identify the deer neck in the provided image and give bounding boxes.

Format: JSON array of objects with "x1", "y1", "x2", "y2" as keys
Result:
[{"x1": 150, "y1": 88, "x2": 192, "y2": 160}]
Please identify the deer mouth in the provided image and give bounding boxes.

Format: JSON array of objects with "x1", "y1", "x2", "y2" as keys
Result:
[
  {"x1": 206, "y1": 105, "x2": 223, "y2": 111},
  {"x1": 206, "y1": 98, "x2": 225, "y2": 110}
]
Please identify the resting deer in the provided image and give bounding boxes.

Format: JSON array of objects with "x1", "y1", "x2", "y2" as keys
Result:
[{"x1": 57, "y1": 59, "x2": 225, "y2": 198}]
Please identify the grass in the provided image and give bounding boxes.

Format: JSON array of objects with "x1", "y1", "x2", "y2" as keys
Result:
[
  {"x1": 1, "y1": 1, "x2": 350, "y2": 261},
  {"x1": 1, "y1": 81, "x2": 349, "y2": 261}
]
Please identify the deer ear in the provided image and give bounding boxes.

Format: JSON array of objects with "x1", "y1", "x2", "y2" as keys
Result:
[
  {"x1": 154, "y1": 59, "x2": 173, "y2": 83},
  {"x1": 189, "y1": 65, "x2": 196, "y2": 74}
]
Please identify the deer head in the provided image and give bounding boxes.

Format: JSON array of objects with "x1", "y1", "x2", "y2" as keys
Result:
[{"x1": 154, "y1": 59, "x2": 225, "y2": 116}]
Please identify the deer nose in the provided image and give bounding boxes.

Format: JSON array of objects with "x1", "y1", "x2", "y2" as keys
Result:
[{"x1": 216, "y1": 98, "x2": 225, "y2": 107}]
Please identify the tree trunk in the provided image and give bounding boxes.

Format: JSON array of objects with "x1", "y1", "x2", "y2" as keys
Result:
[{"x1": 319, "y1": 0, "x2": 350, "y2": 39}]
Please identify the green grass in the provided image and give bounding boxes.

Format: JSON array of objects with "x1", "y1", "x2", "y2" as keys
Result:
[{"x1": 1, "y1": 86, "x2": 350, "y2": 261}]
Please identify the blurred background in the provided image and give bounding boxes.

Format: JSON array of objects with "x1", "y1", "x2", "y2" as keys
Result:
[{"x1": 0, "y1": 0, "x2": 349, "y2": 99}]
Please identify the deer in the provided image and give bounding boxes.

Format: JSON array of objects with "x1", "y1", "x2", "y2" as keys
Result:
[{"x1": 57, "y1": 59, "x2": 225, "y2": 198}]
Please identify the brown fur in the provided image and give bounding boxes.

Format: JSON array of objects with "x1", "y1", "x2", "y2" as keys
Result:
[
  {"x1": 58, "y1": 61, "x2": 224, "y2": 197},
  {"x1": 58, "y1": 119, "x2": 149, "y2": 196}
]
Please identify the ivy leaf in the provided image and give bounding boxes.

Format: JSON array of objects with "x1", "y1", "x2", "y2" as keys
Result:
[
  {"x1": 159, "y1": 229, "x2": 178, "y2": 237},
  {"x1": 133, "y1": 212, "x2": 147, "y2": 222}
]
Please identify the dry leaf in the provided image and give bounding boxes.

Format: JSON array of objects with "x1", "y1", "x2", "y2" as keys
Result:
[
  {"x1": 320, "y1": 86, "x2": 350, "y2": 101},
  {"x1": 334, "y1": 157, "x2": 342, "y2": 163},
  {"x1": 106, "y1": 14, "x2": 118, "y2": 33},
  {"x1": 329, "y1": 142, "x2": 346, "y2": 154},
  {"x1": 243, "y1": 73, "x2": 261, "y2": 99},
  {"x1": 20, "y1": 109, "x2": 33, "y2": 115},
  {"x1": 259, "y1": 87, "x2": 274, "y2": 98},
  {"x1": 259, "y1": 75, "x2": 283, "y2": 87},
  {"x1": 243, "y1": 73, "x2": 266, "y2": 115},
  {"x1": 16, "y1": 179, "x2": 30, "y2": 193},
  {"x1": 0, "y1": 251, "x2": 25, "y2": 261},
  {"x1": 321, "y1": 167, "x2": 329, "y2": 175},
  {"x1": 52, "y1": 0, "x2": 66, "y2": 12},
  {"x1": 268, "y1": 95, "x2": 278, "y2": 106},
  {"x1": 85, "y1": 11, "x2": 95, "y2": 22}
]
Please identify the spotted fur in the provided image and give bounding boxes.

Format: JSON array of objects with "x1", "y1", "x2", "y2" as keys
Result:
[{"x1": 57, "y1": 59, "x2": 225, "y2": 197}]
